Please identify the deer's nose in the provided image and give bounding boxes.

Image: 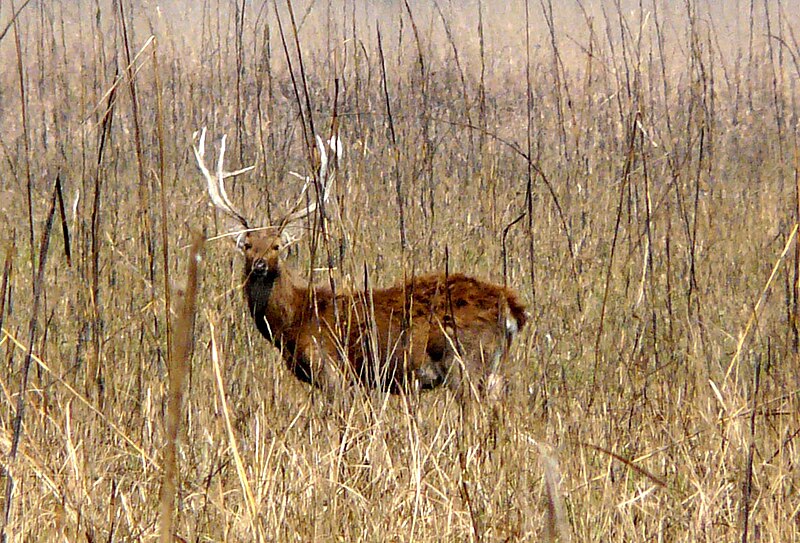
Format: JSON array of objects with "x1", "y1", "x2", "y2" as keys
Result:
[{"x1": 253, "y1": 258, "x2": 267, "y2": 273}]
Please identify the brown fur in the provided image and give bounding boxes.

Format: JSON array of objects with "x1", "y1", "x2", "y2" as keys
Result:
[{"x1": 240, "y1": 229, "x2": 528, "y2": 398}]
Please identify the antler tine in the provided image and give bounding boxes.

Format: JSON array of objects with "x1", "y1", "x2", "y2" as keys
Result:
[
  {"x1": 193, "y1": 127, "x2": 253, "y2": 228},
  {"x1": 283, "y1": 135, "x2": 341, "y2": 225}
]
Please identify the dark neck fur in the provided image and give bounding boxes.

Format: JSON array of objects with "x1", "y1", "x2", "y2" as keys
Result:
[
  {"x1": 245, "y1": 268, "x2": 281, "y2": 341},
  {"x1": 245, "y1": 266, "x2": 308, "y2": 345}
]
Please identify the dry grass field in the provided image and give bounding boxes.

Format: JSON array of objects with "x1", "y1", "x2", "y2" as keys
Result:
[{"x1": 0, "y1": 0, "x2": 799, "y2": 540}]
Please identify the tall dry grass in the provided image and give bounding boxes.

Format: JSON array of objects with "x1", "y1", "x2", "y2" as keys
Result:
[{"x1": 0, "y1": 0, "x2": 798, "y2": 541}]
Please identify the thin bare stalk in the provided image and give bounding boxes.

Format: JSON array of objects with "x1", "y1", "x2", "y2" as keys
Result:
[
  {"x1": 740, "y1": 357, "x2": 762, "y2": 543},
  {"x1": 89, "y1": 63, "x2": 118, "y2": 404},
  {"x1": 0, "y1": 240, "x2": 13, "y2": 337},
  {"x1": 2, "y1": 176, "x2": 59, "y2": 540},
  {"x1": 159, "y1": 234, "x2": 204, "y2": 543},
  {"x1": 524, "y1": 0, "x2": 536, "y2": 308},
  {"x1": 11, "y1": 0, "x2": 34, "y2": 282},
  {"x1": 377, "y1": 24, "x2": 407, "y2": 251},
  {"x1": 153, "y1": 40, "x2": 172, "y2": 386},
  {"x1": 55, "y1": 174, "x2": 71, "y2": 268},
  {"x1": 208, "y1": 314, "x2": 265, "y2": 543},
  {"x1": 0, "y1": 0, "x2": 33, "y2": 44},
  {"x1": 591, "y1": 112, "x2": 640, "y2": 409}
]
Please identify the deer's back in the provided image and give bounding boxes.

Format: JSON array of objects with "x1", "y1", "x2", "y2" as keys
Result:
[{"x1": 368, "y1": 273, "x2": 526, "y2": 328}]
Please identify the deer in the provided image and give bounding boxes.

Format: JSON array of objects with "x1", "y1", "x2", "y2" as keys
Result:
[{"x1": 193, "y1": 127, "x2": 528, "y2": 402}]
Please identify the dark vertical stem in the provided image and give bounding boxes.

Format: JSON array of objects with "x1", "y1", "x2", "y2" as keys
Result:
[
  {"x1": 107, "y1": 481, "x2": 118, "y2": 542},
  {"x1": 377, "y1": 24, "x2": 406, "y2": 251},
  {"x1": 0, "y1": 1, "x2": 33, "y2": 45},
  {"x1": 118, "y1": 0, "x2": 150, "y2": 274},
  {"x1": 90, "y1": 65, "x2": 118, "y2": 404},
  {"x1": 591, "y1": 112, "x2": 639, "y2": 409},
  {"x1": 665, "y1": 202, "x2": 675, "y2": 350},
  {"x1": 740, "y1": 357, "x2": 761, "y2": 543},
  {"x1": 118, "y1": 2, "x2": 158, "y2": 387},
  {"x1": 235, "y1": 0, "x2": 246, "y2": 161},
  {"x1": 55, "y1": 175, "x2": 72, "y2": 268},
  {"x1": 256, "y1": 10, "x2": 274, "y2": 220},
  {"x1": 154, "y1": 41, "x2": 172, "y2": 381},
  {"x1": 747, "y1": 0, "x2": 755, "y2": 110},
  {"x1": 457, "y1": 420, "x2": 483, "y2": 543},
  {"x1": 11, "y1": 0, "x2": 35, "y2": 282},
  {"x1": 762, "y1": 0, "x2": 785, "y2": 156},
  {"x1": 688, "y1": 126, "x2": 704, "y2": 311},
  {"x1": 286, "y1": 0, "x2": 316, "y2": 141},
  {"x1": 477, "y1": 0, "x2": 486, "y2": 146},
  {"x1": 525, "y1": 0, "x2": 536, "y2": 307},
  {"x1": 274, "y1": 1, "x2": 309, "y2": 150},
  {"x1": 2, "y1": 178, "x2": 58, "y2": 539},
  {"x1": 539, "y1": 0, "x2": 568, "y2": 156},
  {"x1": 0, "y1": 241, "x2": 15, "y2": 339},
  {"x1": 793, "y1": 153, "x2": 800, "y2": 352},
  {"x1": 641, "y1": 124, "x2": 658, "y2": 370},
  {"x1": 350, "y1": 0, "x2": 362, "y2": 135},
  {"x1": 431, "y1": 0, "x2": 473, "y2": 164},
  {"x1": 403, "y1": 0, "x2": 432, "y2": 256},
  {"x1": 503, "y1": 214, "x2": 526, "y2": 288}
]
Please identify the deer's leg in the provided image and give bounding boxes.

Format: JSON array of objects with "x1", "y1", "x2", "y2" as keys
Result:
[
  {"x1": 482, "y1": 341, "x2": 509, "y2": 403},
  {"x1": 417, "y1": 331, "x2": 449, "y2": 390},
  {"x1": 440, "y1": 337, "x2": 469, "y2": 404},
  {"x1": 305, "y1": 340, "x2": 348, "y2": 402},
  {"x1": 481, "y1": 308, "x2": 523, "y2": 404},
  {"x1": 418, "y1": 325, "x2": 471, "y2": 398},
  {"x1": 483, "y1": 372, "x2": 506, "y2": 403}
]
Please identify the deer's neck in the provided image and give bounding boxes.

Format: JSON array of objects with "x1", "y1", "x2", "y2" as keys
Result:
[{"x1": 245, "y1": 265, "x2": 306, "y2": 343}]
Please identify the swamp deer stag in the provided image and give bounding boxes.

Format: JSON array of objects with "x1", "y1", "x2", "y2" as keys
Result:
[{"x1": 194, "y1": 128, "x2": 528, "y2": 400}]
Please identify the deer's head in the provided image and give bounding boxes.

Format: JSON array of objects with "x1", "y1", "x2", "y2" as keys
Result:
[{"x1": 192, "y1": 127, "x2": 341, "y2": 280}]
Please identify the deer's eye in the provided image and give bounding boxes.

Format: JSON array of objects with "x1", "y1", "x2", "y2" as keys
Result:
[{"x1": 272, "y1": 244, "x2": 280, "y2": 251}]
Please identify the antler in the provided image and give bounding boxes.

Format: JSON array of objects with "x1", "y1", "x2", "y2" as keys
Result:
[
  {"x1": 192, "y1": 127, "x2": 254, "y2": 228},
  {"x1": 283, "y1": 134, "x2": 342, "y2": 225}
]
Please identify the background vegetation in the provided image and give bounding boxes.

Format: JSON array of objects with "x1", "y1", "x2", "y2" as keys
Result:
[{"x1": 0, "y1": 0, "x2": 798, "y2": 540}]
